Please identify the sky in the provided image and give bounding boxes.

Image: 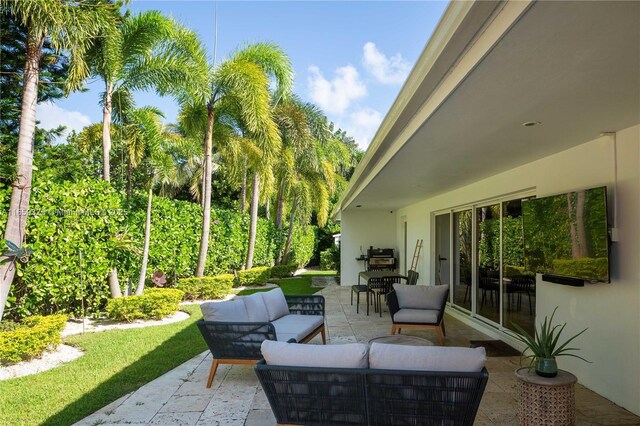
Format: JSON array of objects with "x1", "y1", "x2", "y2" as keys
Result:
[{"x1": 40, "y1": 1, "x2": 448, "y2": 150}]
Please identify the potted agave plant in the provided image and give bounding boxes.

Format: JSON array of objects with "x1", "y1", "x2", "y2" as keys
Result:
[{"x1": 510, "y1": 307, "x2": 590, "y2": 377}]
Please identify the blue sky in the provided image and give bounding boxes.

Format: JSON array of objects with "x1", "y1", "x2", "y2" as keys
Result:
[{"x1": 39, "y1": 1, "x2": 448, "y2": 149}]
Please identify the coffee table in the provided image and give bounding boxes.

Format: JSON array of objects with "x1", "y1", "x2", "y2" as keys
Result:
[{"x1": 369, "y1": 335, "x2": 433, "y2": 346}]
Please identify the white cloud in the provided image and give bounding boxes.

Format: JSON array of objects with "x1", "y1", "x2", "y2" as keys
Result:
[
  {"x1": 36, "y1": 101, "x2": 92, "y2": 143},
  {"x1": 362, "y1": 42, "x2": 411, "y2": 85},
  {"x1": 307, "y1": 65, "x2": 367, "y2": 115},
  {"x1": 341, "y1": 108, "x2": 383, "y2": 150}
]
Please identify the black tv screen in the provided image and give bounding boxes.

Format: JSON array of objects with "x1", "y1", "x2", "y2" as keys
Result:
[{"x1": 523, "y1": 186, "x2": 610, "y2": 283}]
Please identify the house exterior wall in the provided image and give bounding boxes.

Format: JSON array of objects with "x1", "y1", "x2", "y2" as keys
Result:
[
  {"x1": 340, "y1": 124, "x2": 639, "y2": 412},
  {"x1": 379, "y1": 124, "x2": 639, "y2": 414},
  {"x1": 340, "y1": 210, "x2": 397, "y2": 285}
]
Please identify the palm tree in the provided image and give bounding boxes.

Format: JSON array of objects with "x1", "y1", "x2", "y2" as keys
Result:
[
  {"x1": 87, "y1": 10, "x2": 207, "y2": 297},
  {"x1": 193, "y1": 42, "x2": 293, "y2": 276},
  {"x1": 0, "y1": 0, "x2": 116, "y2": 320}
]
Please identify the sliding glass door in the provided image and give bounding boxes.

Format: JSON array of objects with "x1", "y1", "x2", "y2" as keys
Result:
[{"x1": 434, "y1": 196, "x2": 534, "y2": 334}]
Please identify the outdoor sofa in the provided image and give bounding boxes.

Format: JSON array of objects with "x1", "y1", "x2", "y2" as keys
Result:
[
  {"x1": 197, "y1": 287, "x2": 326, "y2": 387},
  {"x1": 256, "y1": 340, "x2": 489, "y2": 425}
]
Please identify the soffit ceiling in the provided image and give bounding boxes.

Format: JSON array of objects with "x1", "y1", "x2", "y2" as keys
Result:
[{"x1": 347, "y1": 1, "x2": 640, "y2": 211}]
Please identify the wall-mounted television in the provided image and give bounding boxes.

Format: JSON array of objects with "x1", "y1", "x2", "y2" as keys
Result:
[{"x1": 523, "y1": 186, "x2": 610, "y2": 285}]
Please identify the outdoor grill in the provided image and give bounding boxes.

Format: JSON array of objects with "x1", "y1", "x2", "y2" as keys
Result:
[{"x1": 367, "y1": 247, "x2": 396, "y2": 270}]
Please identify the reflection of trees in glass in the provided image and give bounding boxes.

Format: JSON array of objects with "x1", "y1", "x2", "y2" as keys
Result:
[
  {"x1": 523, "y1": 188, "x2": 608, "y2": 275},
  {"x1": 457, "y1": 210, "x2": 472, "y2": 285},
  {"x1": 477, "y1": 204, "x2": 524, "y2": 272}
]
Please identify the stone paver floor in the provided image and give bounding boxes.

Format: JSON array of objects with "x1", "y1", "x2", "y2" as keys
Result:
[{"x1": 74, "y1": 286, "x2": 640, "y2": 426}]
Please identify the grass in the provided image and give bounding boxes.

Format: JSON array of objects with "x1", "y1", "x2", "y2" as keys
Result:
[
  {"x1": 236, "y1": 271, "x2": 337, "y2": 296},
  {"x1": 0, "y1": 304, "x2": 205, "y2": 426},
  {"x1": 0, "y1": 270, "x2": 338, "y2": 425}
]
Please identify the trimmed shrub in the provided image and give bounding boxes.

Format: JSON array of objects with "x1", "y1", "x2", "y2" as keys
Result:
[
  {"x1": 319, "y1": 246, "x2": 340, "y2": 271},
  {"x1": 105, "y1": 288, "x2": 184, "y2": 322},
  {"x1": 0, "y1": 314, "x2": 67, "y2": 365},
  {"x1": 287, "y1": 225, "x2": 316, "y2": 267},
  {"x1": 236, "y1": 266, "x2": 271, "y2": 287},
  {"x1": 270, "y1": 264, "x2": 298, "y2": 278},
  {"x1": 176, "y1": 274, "x2": 235, "y2": 300}
]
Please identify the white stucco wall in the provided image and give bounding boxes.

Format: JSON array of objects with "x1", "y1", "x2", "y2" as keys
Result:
[
  {"x1": 340, "y1": 123, "x2": 640, "y2": 413},
  {"x1": 340, "y1": 209, "x2": 397, "y2": 285}
]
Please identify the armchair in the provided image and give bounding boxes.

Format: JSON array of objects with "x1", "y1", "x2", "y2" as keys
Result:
[{"x1": 386, "y1": 284, "x2": 449, "y2": 345}]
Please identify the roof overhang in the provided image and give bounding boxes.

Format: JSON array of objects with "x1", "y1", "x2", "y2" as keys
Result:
[{"x1": 333, "y1": 0, "x2": 640, "y2": 220}]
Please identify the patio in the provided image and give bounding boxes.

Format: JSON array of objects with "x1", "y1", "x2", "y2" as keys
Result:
[{"x1": 74, "y1": 285, "x2": 640, "y2": 426}]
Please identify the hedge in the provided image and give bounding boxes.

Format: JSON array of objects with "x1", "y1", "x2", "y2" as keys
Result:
[
  {"x1": 177, "y1": 274, "x2": 235, "y2": 300},
  {"x1": 0, "y1": 180, "x2": 316, "y2": 320},
  {"x1": 0, "y1": 314, "x2": 67, "y2": 365},
  {"x1": 236, "y1": 266, "x2": 271, "y2": 287},
  {"x1": 105, "y1": 288, "x2": 184, "y2": 322}
]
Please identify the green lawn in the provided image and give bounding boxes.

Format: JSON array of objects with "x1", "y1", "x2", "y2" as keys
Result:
[
  {"x1": 236, "y1": 271, "x2": 336, "y2": 296},
  {"x1": 0, "y1": 304, "x2": 206, "y2": 426}
]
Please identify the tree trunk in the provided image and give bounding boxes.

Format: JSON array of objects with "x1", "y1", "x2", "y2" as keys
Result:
[
  {"x1": 195, "y1": 101, "x2": 215, "y2": 277},
  {"x1": 240, "y1": 164, "x2": 247, "y2": 212},
  {"x1": 108, "y1": 267, "x2": 121, "y2": 298},
  {"x1": 265, "y1": 198, "x2": 270, "y2": 220},
  {"x1": 575, "y1": 190, "x2": 588, "y2": 258},
  {"x1": 0, "y1": 32, "x2": 43, "y2": 320},
  {"x1": 245, "y1": 173, "x2": 260, "y2": 270},
  {"x1": 135, "y1": 185, "x2": 153, "y2": 295},
  {"x1": 282, "y1": 194, "x2": 298, "y2": 265},
  {"x1": 275, "y1": 181, "x2": 286, "y2": 264},
  {"x1": 200, "y1": 134, "x2": 206, "y2": 208},
  {"x1": 102, "y1": 83, "x2": 113, "y2": 182},
  {"x1": 126, "y1": 159, "x2": 132, "y2": 198},
  {"x1": 567, "y1": 193, "x2": 580, "y2": 259}
]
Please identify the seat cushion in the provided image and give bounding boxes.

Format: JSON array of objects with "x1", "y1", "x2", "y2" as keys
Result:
[
  {"x1": 261, "y1": 340, "x2": 369, "y2": 368},
  {"x1": 271, "y1": 314, "x2": 324, "y2": 342},
  {"x1": 200, "y1": 299, "x2": 249, "y2": 322},
  {"x1": 261, "y1": 287, "x2": 290, "y2": 321},
  {"x1": 393, "y1": 308, "x2": 440, "y2": 324},
  {"x1": 369, "y1": 343, "x2": 486, "y2": 372},
  {"x1": 393, "y1": 284, "x2": 449, "y2": 310},
  {"x1": 241, "y1": 292, "x2": 270, "y2": 322}
]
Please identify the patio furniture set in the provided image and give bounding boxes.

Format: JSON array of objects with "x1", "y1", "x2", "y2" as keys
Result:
[{"x1": 197, "y1": 284, "x2": 488, "y2": 425}]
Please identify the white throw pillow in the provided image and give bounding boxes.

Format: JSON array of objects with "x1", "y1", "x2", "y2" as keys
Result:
[
  {"x1": 369, "y1": 343, "x2": 486, "y2": 372},
  {"x1": 261, "y1": 340, "x2": 369, "y2": 368},
  {"x1": 261, "y1": 288, "x2": 290, "y2": 321},
  {"x1": 200, "y1": 299, "x2": 249, "y2": 322}
]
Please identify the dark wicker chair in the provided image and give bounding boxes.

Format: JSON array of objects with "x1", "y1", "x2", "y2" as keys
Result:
[
  {"x1": 255, "y1": 360, "x2": 488, "y2": 426},
  {"x1": 197, "y1": 295, "x2": 325, "y2": 388},
  {"x1": 387, "y1": 286, "x2": 449, "y2": 345}
]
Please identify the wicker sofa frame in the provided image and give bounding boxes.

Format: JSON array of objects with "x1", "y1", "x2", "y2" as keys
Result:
[
  {"x1": 255, "y1": 359, "x2": 488, "y2": 425},
  {"x1": 197, "y1": 295, "x2": 326, "y2": 388},
  {"x1": 386, "y1": 288, "x2": 449, "y2": 346}
]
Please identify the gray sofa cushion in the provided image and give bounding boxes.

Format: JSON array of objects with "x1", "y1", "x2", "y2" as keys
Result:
[
  {"x1": 261, "y1": 288, "x2": 290, "y2": 321},
  {"x1": 393, "y1": 308, "x2": 440, "y2": 324},
  {"x1": 369, "y1": 343, "x2": 486, "y2": 372},
  {"x1": 201, "y1": 299, "x2": 249, "y2": 322},
  {"x1": 262, "y1": 340, "x2": 369, "y2": 368},
  {"x1": 393, "y1": 284, "x2": 449, "y2": 310},
  {"x1": 271, "y1": 314, "x2": 324, "y2": 342},
  {"x1": 241, "y1": 293, "x2": 270, "y2": 322}
]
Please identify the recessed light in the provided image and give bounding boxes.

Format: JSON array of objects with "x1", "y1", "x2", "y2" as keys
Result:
[
  {"x1": 522, "y1": 121, "x2": 542, "y2": 127},
  {"x1": 356, "y1": 205, "x2": 362, "y2": 208}
]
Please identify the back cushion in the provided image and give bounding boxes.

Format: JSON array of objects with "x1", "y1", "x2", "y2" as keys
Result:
[
  {"x1": 242, "y1": 293, "x2": 270, "y2": 322},
  {"x1": 369, "y1": 343, "x2": 486, "y2": 372},
  {"x1": 393, "y1": 284, "x2": 449, "y2": 310},
  {"x1": 262, "y1": 340, "x2": 369, "y2": 368},
  {"x1": 261, "y1": 288, "x2": 290, "y2": 321},
  {"x1": 200, "y1": 299, "x2": 249, "y2": 322}
]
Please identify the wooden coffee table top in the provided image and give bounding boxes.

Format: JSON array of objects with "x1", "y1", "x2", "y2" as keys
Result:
[{"x1": 368, "y1": 335, "x2": 433, "y2": 346}]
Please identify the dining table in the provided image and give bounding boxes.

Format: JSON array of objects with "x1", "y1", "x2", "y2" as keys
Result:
[{"x1": 358, "y1": 270, "x2": 408, "y2": 316}]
